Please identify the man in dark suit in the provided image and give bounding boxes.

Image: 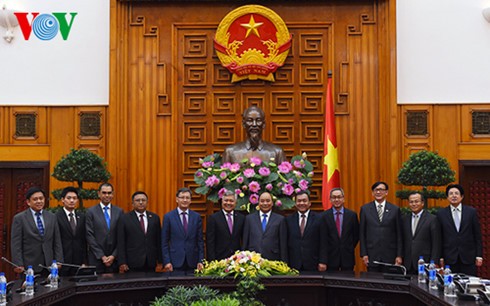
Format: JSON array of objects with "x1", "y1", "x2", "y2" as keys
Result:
[
  {"x1": 86, "y1": 183, "x2": 123, "y2": 273},
  {"x1": 161, "y1": 187, "x2": 204, "y2": 272},
  {"x1": 118, "y1": 191, "x2": 162, "y2": 273},
  {"x1": 243, "y1": 192, "x2": 287, "y2": 261},
  {"x1": 286, "y1": 191, "x2": 326, "y2": 271},
  {"x1": 321, "y1": 188, "x2": 359, "y2": 271},
  {"x1": 55, "y1": 186, "x2": 87, "y2": 276},
  {"x1": 437, "y1": 184, "x2": 483, "y2": 276},
  {"x1": 402, "y1": 192, "x2": 441, "y2": 274},
  {"x1": 206, "y1": 190, "x2": 245, "y2": 261},
  {"x1": 360, "y1": 181, "x2": 403, "y2": 271},
  {"x1": 10, "y1": 187, "x2": 63, "y2": 276}
]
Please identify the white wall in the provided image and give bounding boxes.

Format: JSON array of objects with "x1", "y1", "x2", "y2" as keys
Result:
[
  {"x1": 0, "y1": 0, "x2": 109, "y2": 105},
  {"x1": 397, "y1": 0, "x2": 490, "y2": 103}
]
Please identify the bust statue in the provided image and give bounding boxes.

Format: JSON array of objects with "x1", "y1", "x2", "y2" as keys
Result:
[{"x1": 222, "y1": 106, "x2": 286, "y2": 164}]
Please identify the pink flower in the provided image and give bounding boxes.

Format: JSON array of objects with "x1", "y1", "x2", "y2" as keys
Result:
[
  {"x1": 293, "y1": 171, "x2": 303, "y2": 178},
  {"x1": 299, "y1": 179, "x2": 309, "y2": 190},
  {"x1": 249, "y1": 193, "x2": 259, "y2": 204},
  {"x1": 218, "y1": 188, "x2": 227, "y2": 198},
  {"x1": 196, "y1": 171, "x2": 203, "y2": 177},
  {"x1": 308, "y1": 171, "x2": 314, "y2": 177},
  {"x1": 243, "y1": 168, "x2": 256, "y2": 178},
  {"x1": 250, "y1": 156, "x2": 262, "y2": 166},
  {"x1": 288, "y1": 178, "x2": 294, "y2": 184},
  {"x1": 282, "y1": 184, "x2": 294, "y2": 196},
  {"x1": 205, "y1": 175, "x2": 220, "y2": 187},
  {"x1": 249, "y1": 181, "x2": 261, "y2": 193},
  {"x1": 237, "y1": 176, "x2": 244, "y2": 184},
  {"x1": 278, "y1": 161, "x2": 293, "y2": 173},
  {"x1": 293, "y1": 159, "x2": 305, "y2": 168},
  {"x1": 258, "y1": 167, "x2": 270, "y2": 176},
  {"x1": 295, "y1": 188, "x2": 301, "y2": 193},
  {"x1": 202, "y1": 161, "x2": 214, "y2": 168},
  {"x1": 242, "y1": 185, "x2": 248, "y2": 191},
  {"x1": 266, "y1": 183, "x2": 273, "y2": 191},
  {"x1": 230, "y1": 163, "x2": 241, "y2": 173},
  {"x1": 235, "y1": 189, "x2": 241, "y2": 195},
  {"x1": 221, "y1": 162, "x2": 231, "y2": 169},
  {"x1": 276, "y1": 200, "x2": 282, "y2": 207},
  {"x1": 220, "y1": 171, "x2": 227, "y2": 179}
]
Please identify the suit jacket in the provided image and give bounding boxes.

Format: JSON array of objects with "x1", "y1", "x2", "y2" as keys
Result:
[
  {"x1": 85, "y1": 204, "x2": 123, "y2": 269},
  {"x1": 55, "y1": 209, "x2": 87, "y2": 275},
  {"x1": 360, "y1": 201, "x2": 403, "y2": 264},
  {"x1": 10, "y1": 209, "x2": 63, "y2": 273},
  {"x1": 161, "y1": 208, "x2": 204, "y2": 268},
  {"x1": 242, "y1": 211, "x2": 288, "y2": 262},
  {"x1": 437, "y1": 205, "x2": 482, "y2": 265},
  {"x1": 320, "y1": 208, "x2": 359, "y2": 270},
  {"x1": 285, "y1": 211, "x2": 326, "y2": 271},
  {"x1": 117, "y1": 210, "x2": 162, "y2": 270},
  {"x1": 402, "y1": 210, "x2": 441, "y2": 272},
  {"x1": 206, "y1": 210, "x2": 245, "y2": 261}
]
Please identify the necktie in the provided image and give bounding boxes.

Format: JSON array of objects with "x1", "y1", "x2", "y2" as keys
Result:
[
  {"x1": 139, "y1": 214, "x2": 146, "y2": 234},
  {"x1": 103, "y1": 206, "x2": 111, "y2": 230},
  {"x1": 453, "y1": 208, "x2": 460, "y2": 232},
  {"x1": 335, "y1": 211, "x2": 342, "y2": 237},
  {"x1": 182, "y1": 212, "x2": 188, "y2": 234},
  {"x1": 412, "y1": 214, "x2": 419, "y2": 236},
  {"x1": 377, "y1": 204, "x2": 383, "y2": 222},
  {"x1": 227, "y1": 213, "x2": 233, "y2": 234},
  {"x1": 261, "y1": 214, "x2": 267, "y2": 232},
  {"x1": 69, "y1": 212, "x2": 76, "y2": 235},
  {"x1": 36, "y1": 212, "x2": 44, "y2": 236},
  {"x1": 300, "y1": 214, "x2": 306, "y2": 237}
]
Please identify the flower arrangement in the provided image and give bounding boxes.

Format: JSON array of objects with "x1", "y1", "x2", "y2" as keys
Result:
[
  {"x1": 194, "y1": 153, "x2": 314, "y2": 210},
  {"x1": 196, "y1": 250, "x2": 299, "y2": 278}
]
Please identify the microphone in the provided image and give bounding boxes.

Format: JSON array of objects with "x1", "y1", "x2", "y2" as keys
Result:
[
  {"x1": 58, "y1": 262, "x2": 82, "y2": 268},
  {"x1": 1, "y1": 257, "x2": 26, "y2": 274}
]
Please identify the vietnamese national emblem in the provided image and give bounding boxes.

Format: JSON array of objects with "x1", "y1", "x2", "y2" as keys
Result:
[{"x1": 214, "y1": 5, "x2": 292, "y2": 82}]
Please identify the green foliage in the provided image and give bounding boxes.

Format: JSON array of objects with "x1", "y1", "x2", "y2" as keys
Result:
[
  {"x1": 151, "y1": 278, "x2": 263, "y2": 306},
  {"x1": 397, "y1": 151, "x2": 455, "y2": 187},
  {"x1": 229, "y1": 277, "x2": 265, "y2": 306},
  {"x1": 395, "y1": 189, "x2": 446, "y2": 200},
  {"x1": 151, "y1": 285, "x2": 220, "y2": 306},
  {"x1": 191, "y1": 296, "x2": 240, "y2": 306},
  {"x1": 51, "y1": 148, "x2": 111, "y2": 208},
  {"x1": 396, "y1": 151, "x2": 455, "y2": 200}
]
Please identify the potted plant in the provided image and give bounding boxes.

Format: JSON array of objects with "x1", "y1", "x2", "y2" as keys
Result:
[
  {"x1": 51, "y1": 148, "x2": 111, "y2": 209},
  {"x1": 396, "y1": 150, "x2": 455, "y2": 206}
]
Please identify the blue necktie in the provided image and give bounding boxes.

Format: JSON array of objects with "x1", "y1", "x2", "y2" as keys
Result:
[
  {"x1": 36, "y1": 212, "x2": 44, "y2": 236},
  {"x1": 261, "y1": 214, "x2": 267, "y2": 232},
  {"x1": 103, "y1": 206, "x2": 111, "y2": 230}
]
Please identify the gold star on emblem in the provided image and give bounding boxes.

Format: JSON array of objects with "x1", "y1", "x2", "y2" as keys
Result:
[
  {"x1": 323, "y1": 138, "x2": 339, "y2": 180},
  {"x1": 241, "y1": 15, "x2": 263, "y2": 38}
]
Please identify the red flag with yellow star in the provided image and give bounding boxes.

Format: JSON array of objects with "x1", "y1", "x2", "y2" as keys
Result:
[{"x1": 322, "y1": 73, "x2": 340, "y2": 210}]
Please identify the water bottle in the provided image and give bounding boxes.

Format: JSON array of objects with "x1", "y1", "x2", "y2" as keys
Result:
[
  {"x1": 428, "y1": 260, "x2": 437, "y2": 289},
  {"x1": 0, "y1": 272, "x2": 7, "y2": 306},
  {"x1": 417, "y1": 256, "x2": 426, "y2": 283},
  {"x1": 443, "y1": 265, "x2": 452, "y2": 295},
  {"x1": 25, "y1": 265, "x2": 34, "y2": 296},
  {"x1": 444, "y1": 275, "x2": 456, "y2": 297},
  {"x1": 50, "y1": 260, "x2": 58, "y2": 289}
]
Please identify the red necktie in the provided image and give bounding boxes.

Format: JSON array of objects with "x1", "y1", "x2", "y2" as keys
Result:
[
  {"x1": 300, "y1": 214, "x2": 306, "y2": 237},
  {"x1": 139, "y1": 214, "x2": 146, "y2": 234},
  {"x1": 336, "y1": 211, "x2": 341, "y2": 237}
]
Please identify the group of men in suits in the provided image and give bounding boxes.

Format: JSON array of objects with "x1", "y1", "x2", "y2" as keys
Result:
[
  {"x1": 360, "y1": 181, "x2": 483, "y2": 276},
  {"x1": 10, "y1": 180, "x2": 484, "y2": 277}
]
